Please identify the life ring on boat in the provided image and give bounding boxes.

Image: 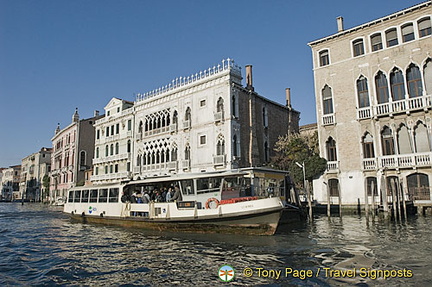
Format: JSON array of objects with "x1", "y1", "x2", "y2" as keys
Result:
[{"x1": 205, "y1": 198, "x2": 220, "y2": 209}]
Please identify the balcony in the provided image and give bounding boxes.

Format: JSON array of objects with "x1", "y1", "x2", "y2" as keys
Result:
[
  {"x1": 362, "y1": 152, "x2": 432, "y2": 170},
  {"x1": 182, "y1": 160, "x2": 190, "y2": 170},
  {"x1": 322, "y1": 114, "x2": 335, "y2": 126},
  {"x1": 183, "y1": 120, "x2": 191, "y2": 130},
  {"x1": 214, "y1": 111, "x2": 223, "y2": 123},
  {"x1": 326, "y1": 161, "x2": 339, "y2": 172},
  {"x1": 357, "y1": 95, "x2": 431, "y2": 120},
  {"x1": 213, "y1": 154, "x2": 226, "y2": 166}
]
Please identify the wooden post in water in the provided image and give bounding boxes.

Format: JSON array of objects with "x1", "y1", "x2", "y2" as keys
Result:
[
  {"x1": 400, "y1": 179, "x2": 407, "y2": 221},
  {"x1": 390, "y1": 178, "x2": 398, "y2": 222},
  {"x1": 338, "y1": 180, "x2": 342, "y2": 217},
  {"x1": 306, "y1": 181, "x2": 313, "y2": 221},
  {"x1": 381, "y1": 173, "x2": 389, "y2": 219},
  {"x1": 395, "y1": 178, "x2": 402, "y2": 222},
  {"x1": 371, "y1": 182, "x2": 376, "y2": 219},
  {"x1": 364, "y1": 177, "x2": 369, "y2": 219},
  {"x1": 326, "y1": 181, "x2": 331, "y2": 217}
]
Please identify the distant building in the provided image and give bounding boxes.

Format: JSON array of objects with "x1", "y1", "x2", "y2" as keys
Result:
[
  {"x1": 309, "y1": 1, "x2": 432, "y2": 207},
  {"x1": 1, "y1": 165, "x2": 21, "y2": 201},
  {"x1": 132, "y1": 59, "x2": 300, "y2": 178},
  {"x1": 19, "y1": 147, "x2": 52, "y2": 202},
  {"x1": 92, "y1": 98, "x2": 134, "y2": 184},
  {"x1": 49, "y1": 109, "x2": 102, "y2": 202}
]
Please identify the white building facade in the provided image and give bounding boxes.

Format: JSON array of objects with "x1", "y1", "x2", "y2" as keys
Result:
[
  {"x1": 92, "y1": 98, "x2": 134, "y2": 184},
  {"x1": 309, "y1": 1, "x2": 432, "y2": 208}
]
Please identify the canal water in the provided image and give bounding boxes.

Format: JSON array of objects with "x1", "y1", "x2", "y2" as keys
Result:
[{"x1": 0, "y1": 203, "x2": 430, "y2": 286}]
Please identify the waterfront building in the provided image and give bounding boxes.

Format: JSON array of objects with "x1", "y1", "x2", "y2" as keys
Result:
[
  {"x1": 91, "y1": 98, "x2": 134, "y2": 184},
  {"x1": 1, "y1": 165, "x2": 21, "y2": 201},
  {"x1": 19, "y1": 148, "x2": 52, "y2": 202},
  {"x1": 132, "y1": 59, "x2": 299, "y2": 178},
  {"x1": 309, "y1": 1, "x2": 432, "y2": 208},
  {"x1": 49, "y1": 109, "x2": 102, "y2": 202}
]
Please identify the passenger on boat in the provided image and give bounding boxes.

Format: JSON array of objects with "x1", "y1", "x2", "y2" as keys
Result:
[
  {"x1": 143, "y1": 192, "x2": 150, "y2": 203},
  {"x1": 171, "y1": 186, "x2": 182, "y2": 202},
  {"x1": 166, "y1": 187, "x2": 173, "y2": 202}
]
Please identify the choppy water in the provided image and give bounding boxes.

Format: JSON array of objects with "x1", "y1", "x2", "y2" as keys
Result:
[{"x1": 0, "y1": 203, "x2": 431, "y2": 286}]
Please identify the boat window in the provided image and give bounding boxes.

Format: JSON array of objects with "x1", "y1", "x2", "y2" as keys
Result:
[
  {"x1": 99, "y1": 188, "x2": 108, "y2": 202},
  {"x1": 180, "y1": 179, "x2": 194, "y2": 195},
  {"x1": 221, "y1": 177, "x2": 252, "y2": 199},
  {"x1": 82, "y1": 190, "x2": 89, "y2": 203},
  {"x1": 196, "y1": 177, "x2": 221, "y2": 194},
  {"x1": 109, "y1": 188, "x2": 119, "y2": 203},
  {"x1": 258, "y1": 177, "x2": 285, "y2": 197},
  {"x1": 90, "y1": 189, "x2": 98, "y2": 202},
  {"x1": 68, "y1": 190, "x2": 74, "y2": 203},
  {"x1": 73, "y1": 190, "x2": 81, "y2": 203}
]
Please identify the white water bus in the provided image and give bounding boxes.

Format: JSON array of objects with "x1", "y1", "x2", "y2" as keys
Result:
[{"x1": 64, "y1": 167, "x2": 302, "y2": 235}]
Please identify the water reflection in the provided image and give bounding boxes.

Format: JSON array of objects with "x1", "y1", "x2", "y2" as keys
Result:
[{"x1": 1, "y1": 203, "x2": 432, "y2": 286}]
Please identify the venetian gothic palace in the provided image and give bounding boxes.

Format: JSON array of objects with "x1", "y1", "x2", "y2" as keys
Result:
[
  {"x1": 48, "y1": 59, "x2": 300, "y2": 200},
  {"x1": 310, "y1": 1, "x2": 432, "y2": 210}
]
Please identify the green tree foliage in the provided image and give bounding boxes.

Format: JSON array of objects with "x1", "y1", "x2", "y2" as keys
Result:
[{"x1": 271, "y1": 131, "x2": 327, "y2": 188}]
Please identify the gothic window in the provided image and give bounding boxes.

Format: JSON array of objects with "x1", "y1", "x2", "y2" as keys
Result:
[
  {"x1": 105, "y1": 145, "x2": 109, "y2": 157},
  {"x1": 322, "y1": 85, "x2": 333, "y2": 114},
  {"x1": 328, "y1": 178, "x2": 339, "y2": 197},
  {"x1": 375, "y1": 72, "x2": 390, "y2": 104},
  {"x1": 402, "y1": 23, "x2": 415, "y2": 42},
  {"x1": 185, "y1": 145, "x2": 190, "y2": 161},
  {"x1": 319, "y1": 49, "x2": 329, "y2": 66},
  {"x1": 171, "y1": 145, "x2": 178, "y2": 161},
  {"x1": 418, "y1": 17, "x2": 432, "y2": 37},
  {"x1": 80, "y1": 151, "x2": 86, "y2": 166},
  {"x1": 406, "y1": 64, "x2": 423, "y2": 98},
  {"x1": 390, "y1": 68, "x2": 406, "y2": 101},
  {"x1": 262, "y1": 107, "x2": 268, "y2": 128},
  {"x1": 385, "y1": 28, "x2": 398, "y2": 47},
  {"x1": 233, "y1": 135, "x2": 238, "y2": 157},
  {"x1": 362, "y1": 133, "x2": 375, "y2": 158},
  {"x1": 110, "y1": 144, "x2": 114, "y2": 156},
  {"x1": 264, "y1": 141, "x2": 269, "y2": 162},
  {"x1": 397, "y1": 125, "x2": 412, "y2": 154},
  {"x1": 326, "y1": 137, "x2": 337, "y2": 161},
  {"x1": 217, "y1": 97, "x2": 224, "y2": 114},
  {"x1": 371, "y1": 33, "x2": 383, "y2": 51},
  {"x1": 138, "y1": 121, "x2": 143, "y2": 137},
  {"x1": 357, "y1": 76, "x2": 370, "y2": 108},
  {"x1": 353, "y1": 39, "x2": 365, "y2": 57},
  {"x1": 232, "y1": 95, "x2": 238, "y2": 118},
  {"x1": 185, "y1": 107, "x2": 191, "y2": 121},
  {"x1": 115, "y1": 143, "x2": 119, "y2": 155},
  {"x1": 381, "y1": 126, "x2": 395, "y2": 155},
  {"x1": 366, "y1": 177, "x2": 378, "y2": 196},
  {"x1": 414, "y1": 122, "x2": 430, "y2": 153},
  {"x1": 216, "y1": 135, "x2": 225, "y2": 156}
]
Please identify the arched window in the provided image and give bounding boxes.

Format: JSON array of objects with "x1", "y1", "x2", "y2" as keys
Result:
[
  {"x1": 233, "y1": 135, "x2": 238, "y2": 157},
  {"x1": 390, "y1": 68, "x2": 406, "y2": 101},
  {"x1": 397, "y1": 125, "x2": 412, "y2": 154},
  {"x1": 115, "y1": 143, "x2": 119, "y2": 155},
  {"x1": 171, "y1": 145, "x2": 178, "y2": 161},
  {"x1": 366, "y1": 177, "x2": 378, "y2": 196},
  {"x1": 385, "y1": 28, "x2": 398, "y2": 47},
  {"x1": 414, "y1": 122, "x2": 430, "y2": 153},
  {"x1": 322, "y1": 85, "x2": 333, "y2": 114},
  {"x1": 326, "y1": 137, "x2": 337, "y2": 161},
  {"x1": 127, "y1": 140, "x2": 131, "y2": 153},
  {"x1": 328, "y1": 178, "x2": 339, "y2": 197},
  {"x1": 185, "y1": 107, "x2": 191, "y2": 121},
  {"x1": 262, "y1": 107, "x2": 268, "y2": 127},
  {"x1": 418, "y1": 17, "x2": 432, "y2": 37},
  {"x1": 381, "y1": 126, "x2": 395, "y2": 155},
  {"x1": 232, "y1": 95, "x2": 237, "y2": 117},
  {"x1": 424, "y1": 59, "x2": 432, "y2": 95},
  {"x1": 138, "y1": 121, "x2": 143, "y2": 138},
  {"x1": 110, "y1": 144, "x2": 114, "y2": 156},
  {"x1": 357, "y1": 76, "x2": 370, "y2": 107},
  {"x1": 353, "y1": 39, "x2": 365, "y2": 57},
  {"x1": 136, "y1": 155, "x2": 141, "y2": 166},
  {"x1": 264, "y1": 141, "x2": 269, "y2": 162},
  {"x1": 402, "y1": 23, "x2": 415, "y2": 42},
  {"x1": 362, "y1": 133, "x2": 375, "y2": 158},
  {"x1": 96, "y1": 147, "x2": 99, "y2": 159},
  {"x1": 375, "y1": 72, "x2": 389, "y2": 104},
  {"x1": 185, "y1": 145, "x2": 190, "y2": 161},
  {"x1": 80, "y1": 151, "x2": 86, "y2": 166},
  {"x1": 217, "y1": 97, "x2": 224, "y2": 113},
  {"x1": 105, "y1": 145, "x2": 109, "y2": 157},
  {"x1": 406, "y1": 64, "x2": 423, "y2": 98},
  {"x1": 408, "y1": 173, "x2": 430, "y2": 200},
  {"x1": 216, "y1": 135, "x2": 225, "y2": 156},
  {"x1": 371, "y1": 33, "x2": 383, "y2": 51}
]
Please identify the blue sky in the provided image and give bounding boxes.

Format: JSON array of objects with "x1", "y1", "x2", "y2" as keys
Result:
[{"x1": 0, "y1": 0, "x2": 424, "y2": 167}]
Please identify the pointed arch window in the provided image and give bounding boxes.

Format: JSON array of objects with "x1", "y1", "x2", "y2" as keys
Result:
[
  {"x1": 216, "y1": 135, "x2": 225, "y2": 156},
  {"x1": 397, "y1": 125, "x2": 412, "y2": 154},
  {"x1": 406, "y1": 64, "x2": 423, "y2": 98},
  {"x1": 326, "y1": 137, "x2": 337, "y2": 161},
  {"x1": 362, "y1": 133, "x2": 375, "y2": 158},
  {"x1": 357, "y1": 76, "x2": 370, "y2": 108},
  {"x1": 390, "y1": 68, "x2": 406, "y2": 101},
  {"x1": 375, "y1": 72, "x2": 390, "y2": 104},
  {"x1": 185, "y1": 145, "x2": 191, "y2": 161},
  {"x1": 381, "y1": 126, "x2": 395, "y2": 155},
  {"x1": 322, "y1": 85, "x2": 333, "y2": 114},
  {"x1": 414, "y1": 122, "x2": 430, "y2": 153},
  {"x1": 424, "y1": 59, "x2": 432, "y2": 95}
]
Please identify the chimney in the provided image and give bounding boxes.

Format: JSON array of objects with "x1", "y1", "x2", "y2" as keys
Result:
[
  {"x1": 337, "y1": 16, "x2": 344, "y2": 32},
  {"x1": 94, "y1": 110, "x2": 100, "y2": 117},
  {"x1": 245, "y1": 65, "x2": 254, "y2": 91},
  {"x1": 285, "y1": 88, "x2": 291, "y2": 108}
]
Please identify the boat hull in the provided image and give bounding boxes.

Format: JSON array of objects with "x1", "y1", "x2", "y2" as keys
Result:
[{"x1": 69, "y1": 208, "x2": 282, "y2": 235}]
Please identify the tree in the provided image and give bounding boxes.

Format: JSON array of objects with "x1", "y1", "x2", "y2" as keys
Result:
[{"x1": 271, "y1": 131, "x2": 327, "y2": 189}]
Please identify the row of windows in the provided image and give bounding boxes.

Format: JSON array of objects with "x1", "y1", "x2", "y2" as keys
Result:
[
  {"x1": 327, "y1": 173, "x2": 430, "y2": 200},
  {"x1": 319, "y1": 17, "x2": 431, "y2": 66},
  {"x1": 325, "y1": 121, "x2": 431, "y2": 161},
  {"x1": 95, "y1": 141, "x2": 132, "y2": 158},
  {"x1": 94, "y1": 164, "x2": 126, "y2": 175},
  {"x1": 322, "y1": 59, "x2": 432, "y2": 114},
  {"x1": 68, "y1": 188, "x2": 119, "y2": 203},
  {"x1": 96, "y1": 120, "x2": 132, "y2": 139}
]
